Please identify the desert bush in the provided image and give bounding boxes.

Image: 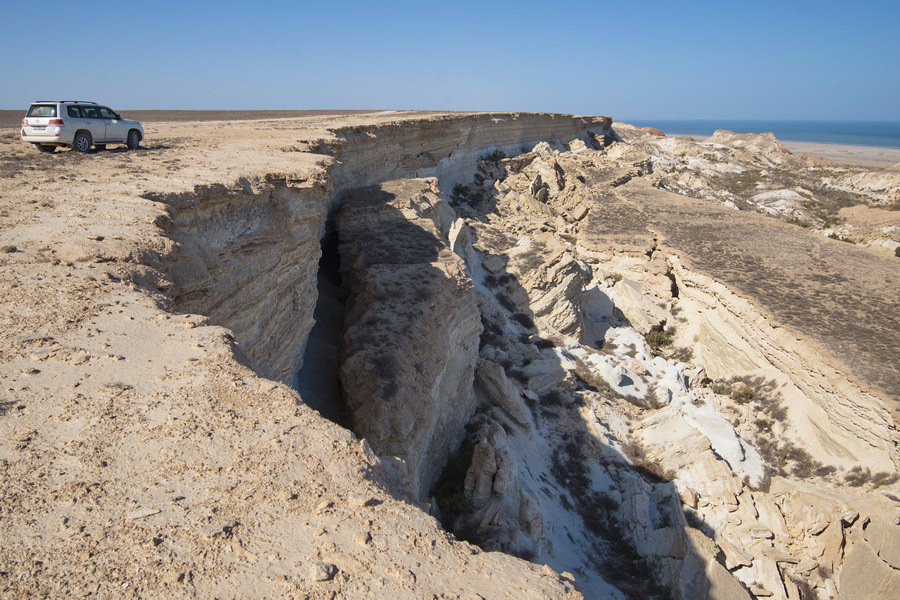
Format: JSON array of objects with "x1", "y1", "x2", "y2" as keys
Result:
[
  {"x1": 731, "y1": 383, "x2": 755, "y2": 404},
  {"x1": 644, "y1": 326, "x2": 674, "y2": 354},
  {"x1": 755, "y1": 434, "x2": 834, "y2": 482},
  {"x1": 621, "y1": 439, "x2": 674, "y2": 483},
  {"x1": 452, "y1": 183, "x2": 470, "y2": 198},
  {"x1": 506, "y1": 368, "x2": 528, "y2": 385},
  {"x1": 571, "y1": 357, "x2": 613, "y2": 396},
  {"x1": 531, "y1": 336, "x2": 555, "y2": 350},
  {"x1": 786, "y1": 216, "x2": 811, "y2": 228},
  {"x1": 828, "y1": 232, "x2": 854, "y2": 243},
  {"x1": 895, "y1": 246, "x2": 900, "y2": 258},
  {"x1": 495, "y1": 292, "x2": 517, "y2": 312},
  {"x1": 670, "y1": 346, "x2": 693, "y2": 362},
  {"x1": 814, "y1": 464, "x2": 837, "y2": 478},
  {"x1": 480, "y1": 149, "x2": 507, "y2": 163},
  {"x1": 483, "y1": 274, "x2": 498, "y2": 288},
  {"x1": 872, "y1": 471, "x2": 900, "y2": 488},
  {"x1": 845, "y1": 466, "x2": 869, "y2": 487},
  {"x1": 786, "y1": 446, "x2": 822, "y2": 479},
  {"x1": 754, "y1": 417, "x2": 774, "y2": 432},
  {"x1": 511, "y1": 312, "x2": 536, "y2": 330},
  {"x1": 516, "y1": 242, "x2": 548, "y2": 272}
]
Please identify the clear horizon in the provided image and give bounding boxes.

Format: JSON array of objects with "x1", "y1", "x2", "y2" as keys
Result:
[{"x1": 1, "y1": 0, "x2": 898, "y2": 120}]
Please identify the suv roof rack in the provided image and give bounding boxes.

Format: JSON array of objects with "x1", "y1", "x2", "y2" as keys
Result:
[{"x1": 35, "y1": 100, "x2": 98, "y2": 104}]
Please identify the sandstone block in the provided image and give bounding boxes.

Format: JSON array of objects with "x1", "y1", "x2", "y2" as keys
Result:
[{"x1": 474, "y1": 359, "x2": 531, "y2": 427}]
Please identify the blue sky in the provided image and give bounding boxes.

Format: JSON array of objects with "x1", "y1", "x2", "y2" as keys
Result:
[{"x1": 1, "y1": 0, "x2": 898, "y2": 119}]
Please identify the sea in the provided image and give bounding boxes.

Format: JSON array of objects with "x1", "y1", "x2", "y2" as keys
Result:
[{"x1": 624, "y1": 120, "x2": 900, "y2": 149}]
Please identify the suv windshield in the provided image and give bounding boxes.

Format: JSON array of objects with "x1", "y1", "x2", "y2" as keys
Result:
[{"x1": 27, "y1": 104, "x2": 57, "y2": 117}]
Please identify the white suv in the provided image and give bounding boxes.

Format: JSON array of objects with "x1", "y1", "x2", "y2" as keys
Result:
[{"x1": 20, "y1": 101, "x2": 144, "y2": 153}]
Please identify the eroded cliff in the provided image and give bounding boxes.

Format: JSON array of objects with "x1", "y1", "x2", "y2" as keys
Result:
[{"x1": 0, "y1": 111, "x2": 897, "y2": 600}]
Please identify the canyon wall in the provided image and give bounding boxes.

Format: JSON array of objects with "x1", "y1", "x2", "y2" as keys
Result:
[
  {"x1": 161, "y1": 113, "x2": 611, "y2": 386},
  {"x1": 154, "y1": 175, "x2": 330, "y2": 383},
  {"x1": 328, "y1": 113, "x2": 612, "y2": 202},
  {"x1": 338, "y1": 178, "x2": 481, "y2": 498}
]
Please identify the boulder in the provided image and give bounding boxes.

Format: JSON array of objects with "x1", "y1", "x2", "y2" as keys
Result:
[
  {"x1": 718, "y1": 538, "x2": 753, "y2": 570},
  {"x1": 837, "y1": 540, "x2": 900, "y2": 599},
  {"x1": 474, "y1": 359, "x2": 532, "y2": 427}
]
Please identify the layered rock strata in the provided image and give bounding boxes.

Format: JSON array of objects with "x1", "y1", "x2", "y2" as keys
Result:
[
  {"x1": 328, "y1": 113, "x2": 613, "y2": 203},
  {"x1": 153, "y1": 176, "x2": 329, "y2": 382}
]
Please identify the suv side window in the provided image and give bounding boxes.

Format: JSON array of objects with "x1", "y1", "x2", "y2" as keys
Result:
[
  {"x1": 67, "y1": 105, "x2": 83, "y2": 118},
  {"x1": 80, "y1": 106, "x2": 100, "y2": 119},
  {"x1": 99, "y1": 107, "x2": 119, "y2": 120}
]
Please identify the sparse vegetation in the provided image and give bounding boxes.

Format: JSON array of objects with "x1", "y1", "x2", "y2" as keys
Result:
[
  {"x1": 549, "y1": 433, "x2": 673, "y2": 599},
  {"x1": 515, "y1": 241, "x2": 548, "y2": 272},
  {"x1": 827, "y1": 232, "x2": 854, "y2": 243},
  {"x1": 644, "y1": 325, "x2": 674, "y2": 354},
  {"x1": 621, "y1": 439, "x2": 676, "y2": 483},
  {"x1": 712, "y1": 376, "x2": 837, "y2": 483},
  {"x1": 452, "y1": 183, "x2": 470, "y2": 198},
  {"x1": 670, "y1": 347, "x2": 693, "y2": 362},
  {"x1": 844, "y1": 467, "x2": 899, "y2": 488},
  {"x1": 511, "y1": 312, "x2": 535, "y2": 330},
  {"x1": 480, "y1": 149, "x2": 507, "y2": 163},
  {"x1": 530, "y1": 336, "x2": 555, "y2": 350},
  {"x1": 571, "y1": 356, "x2": 613, "y2": 396},
  {"x1": 495, "y1": 292, "x2": 517, "y2": 313},
  {"x1": 786, "y1": 215, "x2": 811, "y2": 228}
]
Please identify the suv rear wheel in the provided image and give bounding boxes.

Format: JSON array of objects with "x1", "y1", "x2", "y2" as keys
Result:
[
  {"x1": 73, "y1": 131, "x2": 92, "y2": 153},
  {"x1": 126, "y1": 129, "x2": 141, "y2": 150},
  {"x1": 35, "y1": 144, "x2": 55, "y2": 153}
]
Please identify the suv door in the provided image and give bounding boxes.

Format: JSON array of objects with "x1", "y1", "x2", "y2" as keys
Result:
[
  {"x1": 98, "y1": 107, "x2": 127, "y2": 142},
  {"x1": 77, "y1": 105, "x2": 106, "y2": 142}
]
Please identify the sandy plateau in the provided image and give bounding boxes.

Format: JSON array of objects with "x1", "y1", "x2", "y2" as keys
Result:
[{"x1": 0, "y1": 112, "x2": 897, "y2": 599}]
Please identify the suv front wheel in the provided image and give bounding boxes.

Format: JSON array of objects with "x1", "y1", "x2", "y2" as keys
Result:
[
  {"x1": 73, "y1": 131, "x2": 92, "y2": 153},
  {"x1": 127, "y1": 130, "x2": 141, "y2": 150}
]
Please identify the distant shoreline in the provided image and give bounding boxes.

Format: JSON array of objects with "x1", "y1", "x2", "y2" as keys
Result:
[
  {"x1": 670, "y1": 133, "x2": 900, "y2": 168},
  {"x1": 625, "y1": 119, "x2": 900, "y2": 151},
  {"x1": 781, "y1": 141, "x2": 900, "y2": 168}
]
